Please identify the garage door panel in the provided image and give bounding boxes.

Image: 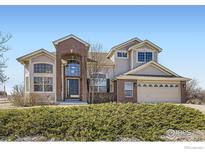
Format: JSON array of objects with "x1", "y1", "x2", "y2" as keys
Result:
[{"x1": 138, "y1": 83, "x2": 181, "y2": 103}]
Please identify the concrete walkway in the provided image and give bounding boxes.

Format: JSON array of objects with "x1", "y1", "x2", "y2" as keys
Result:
[{"x1": 182, "y1": 104, "x2": 205, "y2": 114}]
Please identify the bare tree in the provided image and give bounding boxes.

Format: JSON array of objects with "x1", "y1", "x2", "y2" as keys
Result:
[
  {"x1": 0, "y1": 32, "x2": 11, "y2": 84},
  {"x1": 186, "y1": 79, "x2": 204, "y2": 104},
  {"x1": 87, "y1": 43, "x2": 110, "y2": 103}
]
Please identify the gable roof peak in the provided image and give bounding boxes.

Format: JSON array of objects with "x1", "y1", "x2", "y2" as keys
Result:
[
  {"x1": 124, "y1": 60, "x2": 179, "y2": 77},
  {"x1": 106, "y1": 37, "x2": 142, "y2": 58},
  {"x1": 129, "y1": 39, "x2": 162, "y2": 52},
  {"x1": 53, "y1": 34, "x2": 90, "y2": 47},
  {"x1": 16, "y1": 48, "x2": 55, "y2": 64}
]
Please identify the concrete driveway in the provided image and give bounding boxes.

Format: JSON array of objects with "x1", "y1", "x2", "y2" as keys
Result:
[{"x1": 182, "y1": 104, "x2": 205, "y2": 114}]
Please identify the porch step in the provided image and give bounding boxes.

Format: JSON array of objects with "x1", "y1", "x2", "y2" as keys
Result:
[
  {"x1": 64, "y1": 99, "x2": 80, "y2": 102},
  {"x1": 56, "y1": 99, "x2": 87, "y2": 105}
]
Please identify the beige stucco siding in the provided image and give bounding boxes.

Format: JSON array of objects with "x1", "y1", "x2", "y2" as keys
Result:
[
  {"x1": 31, "y1": 54, "x2": 55, "y2": 63},
  {"x1": 113, "y1": 51, "x2": 130, "y2": 76},
  {"x1": 28, "y1": 53, "x2": 56, "y2": 101},
  {"x1": 113, "y1": 45, "x2": 159, "y2": 77},
  {"x1": 133, "y1": 65, "x2": 168, "y2": 76}
]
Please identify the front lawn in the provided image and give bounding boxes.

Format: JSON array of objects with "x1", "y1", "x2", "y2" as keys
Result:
[{"x1": 0, "y1": 103, "x2": 205, "y2": 141}]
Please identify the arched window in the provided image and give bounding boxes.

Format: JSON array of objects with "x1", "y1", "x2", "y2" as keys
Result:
[
  {"x1": 34, "y1": 63, "x2": 53, "y2": 73},
  {"x1": 65, "y1": 60, "x2": 80, "y2": 76}
]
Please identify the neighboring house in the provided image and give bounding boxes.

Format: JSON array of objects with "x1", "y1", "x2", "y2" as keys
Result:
[{"x1": 17, "y1": 34, "x2": 190, "y2": 103}]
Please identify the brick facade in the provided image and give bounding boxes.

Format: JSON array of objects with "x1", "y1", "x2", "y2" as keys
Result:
[
  {"x1": 54, "y1": 38, "x2": 89, "y2": 101},
  {"x1": 116, "y1": 79, "x2": 138, "y2": 103},
  {"x1": 180, "y1": 81, "x2": 186, "y2": 103}
]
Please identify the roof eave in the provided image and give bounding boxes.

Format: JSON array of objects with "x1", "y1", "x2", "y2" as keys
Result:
[
  {"x1": 53, "y1": 34, "x2": 90, "y2": 47},
  {"x1": 116, "y1": 75, "x2": 191, "y2": 81},
  {"x1": 16, "y1": 49, "x2": 55, "y2": 65},
  {"x1": 129, "y1": 40, "x2": 162, "y2": 52}
]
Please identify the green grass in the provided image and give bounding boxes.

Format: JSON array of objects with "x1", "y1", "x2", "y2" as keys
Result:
[{"x1": 0, "y1": 103, "x2": 205, "y2": 141}]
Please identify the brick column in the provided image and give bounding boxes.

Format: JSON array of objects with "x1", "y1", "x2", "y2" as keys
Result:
[
  {"x1": 56, "y1": 53, "x2": 62, "y2": 101},
  {"x1": 81, "y1": 56, "x2": 87, "y2": 101},
  {"x1": 181, "y1": 81, "x2": 186, "y2": 103}
]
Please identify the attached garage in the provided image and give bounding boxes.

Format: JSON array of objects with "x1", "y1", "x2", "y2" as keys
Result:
[
  {"x1": 137, "y1": 82, "x2": 181, "y2": 103},
  {"x1": 116, "y1": 61, "x2": 190, "y2": 103}
]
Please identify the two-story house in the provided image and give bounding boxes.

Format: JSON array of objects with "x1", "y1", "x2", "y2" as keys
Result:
[{"x1": 17, "y1": 34, "x2": 190, "y2": 103}]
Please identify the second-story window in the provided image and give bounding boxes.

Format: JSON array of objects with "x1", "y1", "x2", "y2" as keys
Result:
[
  {"x1": 117, "y1": 51, "x2": 128, "y2": 58},
  {"x1": 138, "y1": 52, "x2": 153, "y2": 62},
  {"x1": 65, "y1": 60, "x2": 80, "y2": 77},
  {"x1": 34, "y1": 63, "x2": 53, "y2": 73}
]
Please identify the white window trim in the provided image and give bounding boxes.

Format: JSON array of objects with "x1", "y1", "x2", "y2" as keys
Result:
[
  {"x1": 116, "y1": 50, "x2": 128, "y2": 59},
  {"x1": 124, "y1": 82, "x2": 133, "y2": 97},
  {"x1": 32, "y1": 62, "x2": 54, "y2": 74},
  {"x1": 136, "y1": 51, "x2": 154, "y2": 63},
  {"x1": 90, "y1": 72, "x2": 107, "y2": 93},
  {"x1": 33, "y1": 76, "x2": 54, "y2": 93}
]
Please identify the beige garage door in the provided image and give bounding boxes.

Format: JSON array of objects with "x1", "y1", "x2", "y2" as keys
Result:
[{"x1": 137, "y1": 82, "x2": 181, "y2": 103}]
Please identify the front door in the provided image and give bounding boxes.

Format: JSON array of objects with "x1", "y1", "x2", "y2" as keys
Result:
[{"x1": 67, "y1": 79, "x2": 80, "y2": 98}]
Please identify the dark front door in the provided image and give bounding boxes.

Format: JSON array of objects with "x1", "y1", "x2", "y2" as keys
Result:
[{"x1": 67, "y1": 79, "x2": 80, "y2": 98}]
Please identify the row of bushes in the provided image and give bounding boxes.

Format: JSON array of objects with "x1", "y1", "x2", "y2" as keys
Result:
[{"x1": 0, "y1": 103, "x2": 205, "y2": 141}]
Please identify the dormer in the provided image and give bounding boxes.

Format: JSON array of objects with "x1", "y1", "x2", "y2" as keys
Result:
[
  {"x1": 128, "y1": 40, "x2": 162, "y2": 69},
  {"x1": 107, "y1": 37, "x2": 162, "y2": 75}
]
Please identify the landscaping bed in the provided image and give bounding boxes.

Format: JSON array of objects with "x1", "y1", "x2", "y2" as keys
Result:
[{"x1": 0, "y1": 103, "x2": 205, "y2": 141}]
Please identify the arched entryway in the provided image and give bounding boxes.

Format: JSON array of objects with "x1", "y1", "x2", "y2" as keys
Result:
[
  {"x1": 65, "y1": 59, "x2": 81, "y2": 99},
  {"x1": 54, "y1": 35, "x2": 89, "y2": 102}
]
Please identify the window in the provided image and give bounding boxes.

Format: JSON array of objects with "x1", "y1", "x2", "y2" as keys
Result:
[
  {"x1": 34, "y1": 63, "x2": 53, "y2": 73},
  {"x1": 124, "y1": 82, "x2": 133, "y2": 97},
  {"x1": 117, "y1": 51, "x2": 128, "y2": 58},
  {"x1": 65, "y1": 60, "x2": 80, "y2": 76},
  {"x1": 138, "y1": 52, "x2": 145, "y2": 62},
  {"x1": 34, "y1": 77, "x2": 53, "y2": 92},
  {"x1": 25, "y1": 77, "x2": 29, "y2": 92},
  {"x1": 90, "y1": 73, "x2": 107, "y2": 92},
  {"x1": 138, "y1": 52, "x2": 153, "y2": 62},
  {"x1": 146, "y1": 52, "x2": 153, "y2": 62}
]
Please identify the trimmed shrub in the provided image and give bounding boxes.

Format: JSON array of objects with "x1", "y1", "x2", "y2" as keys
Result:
[{"x1": 0, "y1": 103, "x2": 205, "y2": 141}]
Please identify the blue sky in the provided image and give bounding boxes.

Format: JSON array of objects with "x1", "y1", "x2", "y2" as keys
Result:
[{"x1": 0, "y1": 6, "x2": 205, "y2": 92}]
